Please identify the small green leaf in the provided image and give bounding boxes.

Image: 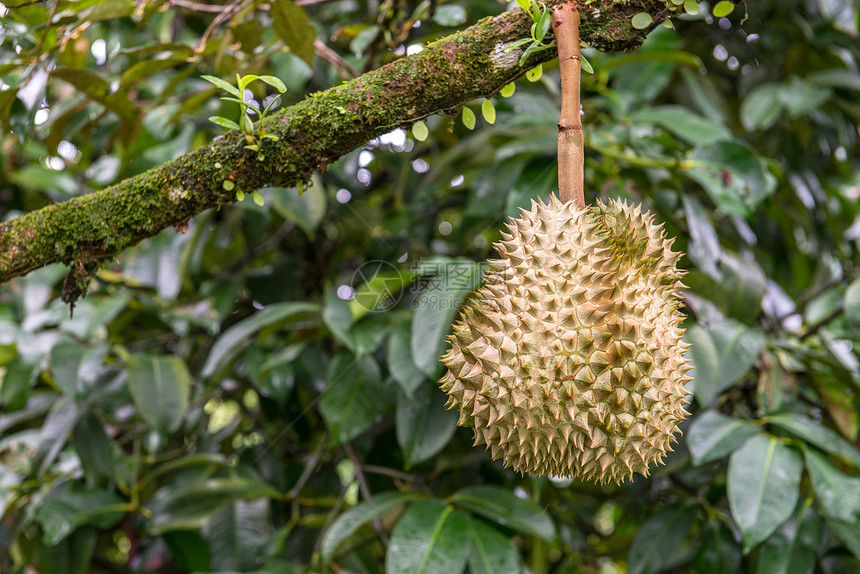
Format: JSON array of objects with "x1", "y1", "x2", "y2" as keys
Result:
[
  {"x1": 252, "y1": 191, "x2": 265, "y2": 206},
  {"x1": 500, "y1": 82, "x2": 515, "y2": 97},
  {"x1": 526, "y1": 63, "x2": 543, "y2": 81},
  {"x1": 713, "y1": 0, "x2": 734, "y2": 17},
  {"x1": 504, "y1": 38, "x2": 533, "y2": 53},
  {"x1": 222, "y1": 180, "x2": 235, "y2": 191},
  {"x1": 236, "y1": 190, "x2": 245, "y2": 201},
  {"x1": 462, "y1": 106, "x2": 476, "y2": 130},
  {"x1": 535, "y1": 8, "x2": 552, "y2": 39},
  {"x1": 201, "y1": 74, "x2": 240, "y2": 97},
  {"x1": 515, "y1": 0, "x2": 529, "y2": 9},
  {"x1": 684, "y1": 0, "x2": 699, "y2": 14},
  {"x1": 581, "y1": 54, "x2": 594, "y2": 74},
  {"x1": 631, "y1": 12, "x2": 653, "y2": 29},
  {"x1": 237, "y1": 73, "x2": 259, "y2": 93},
  {"x1": 481, "y1": 99, "x2": 496, "y2": 124},
  {"x1": 412, "y1": 120, "x2": 429, "y2": 141},
  {"x1": 258, "y1": 74, "x2": 287, "y2": 93},
  {"x1": 208, "y1": 116, "x2": 241, "y2": 131}
]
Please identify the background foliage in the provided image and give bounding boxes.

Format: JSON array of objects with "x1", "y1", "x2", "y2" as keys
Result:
[{"x1": 1, "y1": 0, "x2": 860, "y2": 572}]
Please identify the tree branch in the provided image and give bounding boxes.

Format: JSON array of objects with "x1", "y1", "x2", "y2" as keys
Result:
[{"x1": 0, "y1": 0, "x2": 675, "y2": 288}]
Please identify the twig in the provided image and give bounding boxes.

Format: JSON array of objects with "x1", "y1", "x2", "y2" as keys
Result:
[
  {"x1": 799, "y1": 305, "x2": 845, "y2": 340},
  {"x1": 313, "y1": 38, "x2": 360, "y2": 79},
  {"x1": 361, "y1": 464, "x2": 420, "y2": 482},
  {"x1": 169, "y1": 0, "x2": 227, "y2": 12},
  {"x1": 286, "y1": 433, "x2": 329, "y2": 499},
  {"x1": 344, "y1": 443, "x2": 388, "y2": 543},
  {"x1": 552, "y1": 1, "x2": 584, "y2": 208}
]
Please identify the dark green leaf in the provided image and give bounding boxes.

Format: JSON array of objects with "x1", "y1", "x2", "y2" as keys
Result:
[
  {"x1": 120, "y1": 57, "x2": 184, "y2": 88},
  {"x1": 411, "y1": 259, "x2": 483, "y2": 377},
  {"x1": 52, "y1": 68, "x2": 137, "y2": 121},
  {"x1": 321, "y1": 491, "x2": 423, "y2": 562},
  {"x1": 630, "y1": 105, "x2": 732, "y2": 144},
  {"x1": 0, "y1": 355, "x2": 38, "y2": 412},
  {"x1": 826, "y1": 517, "x2": 860, "y2": 561},
  {"x1": 628, "y1": 504, "x2": 697, "y2": 574},
  {"x1": 37, "y1": 397, "x2": 82, "y2": 475},
  {"x1": 686, "y1": 318, "x2": 765, "y2": 407},
  {"x1": 728, "y1": 434, "x2": 803, "y2": 552},
  {"x1": 146, "y1": 478, "x2": 281, "y2": 534},
  {"x1": 844, "y1": 277, "x2": 860, "y2": 326},
  {"x1": 269, "y1": 185, "x2": 327, "y2": 237},
  {"x1": 271, "y1": 0, "x2": 316, "y2": 65},
  {"x1": 35, "y1": 489, "x2": 125, "y2": 545},
  {"x1": 396, "y1": 384, "x2": 458, "y2": 468},
  {"x1": 803, "y1": 448, "x2": 860, "y2": 523},
  {"x1": 201, "y1": 499, "x2": 272, "y2": 571},
  {"x1": 682, "y1": 195, "x2": 721, "y2": 278},
  {"x1": 694, "y1": 521, "x2": 742, "y2": 574},
  {"x1": 73, "y1": 414, "x2": 118, "y2": 486},
  {"x1": 319, "y1": 351, "x2": 388, "y2": 445},
  {"x1": 36, "y1": 526, "x2": 97, "y2": 574},
  {"x1": 756, "y1": 503, "x2": 822, "y2": 574},
  {"x1": 768, "y1": 413, "x2": 860, "y2": 469},
  {"x1": 687, "y1": 411, "x2": 760, "y2": 465},
  {"x1": 201, "y1": 302, "x2": 320, "y2": 378},
  {"x1": 127, "y1": 354, "x2": 191, "y2": 432},
  {"x1": 386, "y1": 499, "x2": 471, "y2": 574},
  {"x1": 467, "y1": 518, "x2": 522, "y2": 574},
  {"x1": 688, "y1": 140, "x2": 775, "y2": 216},
  {"x1": 740, "y1": 83, "x2": 782, "y2": 131},
  {"x1": 449, "y1": 486, "x2": 555, "y2": 542},
  {"x1": 387, "y1": 322, "x2": 426, "y2": 398}
]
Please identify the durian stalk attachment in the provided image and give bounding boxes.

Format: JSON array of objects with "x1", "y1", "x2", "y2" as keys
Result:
[
  {"x1": 554, "y1": 2, "x2": 585, "y2": 208},
  {"x1": 439, "y1": 1, "x2": 692, "y2": 484}
]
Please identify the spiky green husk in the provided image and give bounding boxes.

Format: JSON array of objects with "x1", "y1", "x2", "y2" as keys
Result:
[{"x1": 440, "y1": 196, "x2": 692, "y2": 484}]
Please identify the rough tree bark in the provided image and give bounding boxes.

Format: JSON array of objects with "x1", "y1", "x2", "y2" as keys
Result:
[{"x1": 0, "y1": 0, "x2": 678, "y2": 298}]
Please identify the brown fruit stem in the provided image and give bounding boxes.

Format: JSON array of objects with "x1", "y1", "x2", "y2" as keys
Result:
[{"x1": 553, "y1": 2, "x2": 585, "y2": 208}]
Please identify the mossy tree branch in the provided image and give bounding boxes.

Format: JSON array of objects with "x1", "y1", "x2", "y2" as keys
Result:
[{"x1": 0, "y1": 0, "x2": 678, "y2": 293}]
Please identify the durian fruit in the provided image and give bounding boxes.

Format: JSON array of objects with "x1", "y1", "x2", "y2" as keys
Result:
[{"x1": 439, "y1": 196, "x2": 692, "y2": 484}]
